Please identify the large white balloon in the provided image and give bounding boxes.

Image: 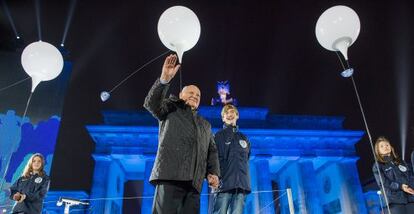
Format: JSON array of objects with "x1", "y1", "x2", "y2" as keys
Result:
[
  {"x1": 158, "y1": 6, "x2": 201, "y2": 63},
  {"x1": 315, "y1": 5, "x2": 360, "y2": 60},
  {"x1": 21, "y1": 41, "x2": 64, "y2": 92}
]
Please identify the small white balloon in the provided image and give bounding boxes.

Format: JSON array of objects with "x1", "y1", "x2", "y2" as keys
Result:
[
  {"x1": 158, "y1": 6, "x2": 201, "y2": 63},
  {"x1": 21, "y1": 41, "x2": 64, "y2": 92},
  {"x1": 315, "y1": 5, "x2": 360, "y2": 60}
]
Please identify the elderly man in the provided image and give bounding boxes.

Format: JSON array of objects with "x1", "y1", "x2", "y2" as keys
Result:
[{"x1": 144, "y1": 54, "x2": 220, "y2": 214}]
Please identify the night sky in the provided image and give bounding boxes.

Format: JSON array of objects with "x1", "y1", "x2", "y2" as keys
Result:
[{"x1": 1, "y1": 0, "x2": 413, "y2": 193}]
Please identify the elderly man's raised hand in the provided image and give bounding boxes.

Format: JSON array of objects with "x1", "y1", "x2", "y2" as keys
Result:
[{"x1": 160, "y1": 54, "x2": 181, "y2": 83}]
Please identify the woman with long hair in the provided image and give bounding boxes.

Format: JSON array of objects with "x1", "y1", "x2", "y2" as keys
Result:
[
  {"x1": 373, "y1": 137, "x2": 414, "y2": 213},
  {"x1": 9, "y1": 153, "x2": 50, "y2": 214}
]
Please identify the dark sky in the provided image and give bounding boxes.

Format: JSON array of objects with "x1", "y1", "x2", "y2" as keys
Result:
[{"x1": 1, "y1": 0, "x2": 413, "y2": 192}]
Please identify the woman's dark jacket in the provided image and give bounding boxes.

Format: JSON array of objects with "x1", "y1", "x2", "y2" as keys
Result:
[
  {"x1": 373, "y1": 157, "x2": 414, "y2": 204},
  {"x1": 10, "y1": 173, "x2": 50, "y2": 214}
]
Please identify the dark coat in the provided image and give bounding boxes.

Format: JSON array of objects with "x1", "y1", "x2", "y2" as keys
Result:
[
  {"x1": 9, "y1": 173, "x2": 50, "y2": 214},
  {"x1": 143, "y1": 79, "x2": 220, "y2": 193},
  {"x1": 373, "y1": 157, "x2": 414, "y2": 204},
  {"x1": 214, "y1": 125, "x2": 251, "y2": 193}
]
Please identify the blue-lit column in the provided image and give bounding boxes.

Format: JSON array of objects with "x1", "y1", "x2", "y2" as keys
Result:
[
  {"x1": 338, "y1": 157, "x2": 368, "y2": 213},
  {"x1": 141, "y1": 158, "x2": 155, "y2": 214},
  {"x1": 254, "y1": 156, "x2": 275, "y2": 214},
  {"x1": 90, "y1": 155, "x2": 112, "y2": 214},
  {"x1": 200, "y1": 180, "x2": 209, "y2": 214},
  {"x1": 246, "y1": 156, "x2": 259, "y2": 214},
  {"x1": 298, "y1": 157, "x2": 323, "y2": 214}
]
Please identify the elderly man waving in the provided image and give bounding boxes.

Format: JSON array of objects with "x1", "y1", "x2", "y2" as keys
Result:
[{"x1": 144, "y1": 54, "x2": 220, "y2": 214}]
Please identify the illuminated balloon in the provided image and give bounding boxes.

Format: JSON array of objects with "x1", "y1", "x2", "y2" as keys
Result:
[
  {"x1": 158, "y1": 6, "x2": 201, "y2": 63},
  {"x1": 315, "y1": 5, "x2": 360, "y2": 60},
  {"x1": 21, "y1": 41, "x2": 64, "y2": 92}
]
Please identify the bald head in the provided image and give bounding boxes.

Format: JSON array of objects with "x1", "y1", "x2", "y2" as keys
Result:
[{"x1": 179, "y1": 85, "x2": 201, "y2": 110}]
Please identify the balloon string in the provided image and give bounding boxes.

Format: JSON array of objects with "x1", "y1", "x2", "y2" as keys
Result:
[
  {"x1": 258, "y1": 191, "x2": 287, "y2": 214},
  {"x1": 336, "y1": 50, "x2": 391, "y2": 213},
  {"x1": 0, "y1": 77, "x2": 30, "y2": 93},
  {"x1": 350, "y1": 75, "x2": 391, "y2": 214},
  {"x1": 0, "y1": 155, "x2": 12, "y2": 192},
  {"x1": 22, "y1": 92, "x2": 33, "y2": 119},
  {"x1": 109, "y1": 50, "x2": 170, "y2": 93},
  {"x1": 346, "y1": 59, "x2": 351, "y2": 69},
  {"x1": 179, "y1": 64, "x2": 183, "y2": 91},
  {"x1": 0, "y1": 189, "x2": 288, "y2": 209},
  {"x1": 335, "y1": 51, "x2": 347, "y2": 70},
  {"x1": 0, "y1": 92, "x2": 33, "y2": 190}
]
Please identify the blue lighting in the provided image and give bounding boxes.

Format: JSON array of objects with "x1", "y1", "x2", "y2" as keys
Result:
[{"x1": 44, "y1": 106, "x2": 370, "y2": 213}]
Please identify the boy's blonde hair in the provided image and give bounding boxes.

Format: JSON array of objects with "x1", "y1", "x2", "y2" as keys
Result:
[{"x1": 221, "y1": 104, "x2": 239, "y2": 117}]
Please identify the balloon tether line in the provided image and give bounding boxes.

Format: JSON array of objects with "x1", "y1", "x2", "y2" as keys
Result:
[
  {"x1": 23, "y1": 92, "x2": 33, "y2": 119},
  {"x1": 0, "y1": 77, "x2": 30, "y2": 93},
  {"x1": 179, "y1": 65, "x2": 183, "y2": 91},
  {"x1": 336, "y1": 52, "x2": 391, "y2": 214},
  {"x1": 109, "y1": 50, "x2": 170, "y2": 94},
  {"x1": 0, "y1": 92, "x2": 32, "y2": 191}
]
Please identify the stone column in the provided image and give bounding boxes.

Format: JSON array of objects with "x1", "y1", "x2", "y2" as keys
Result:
[
  {"x1": 90, "y1": 155, "x2": 112, "y2": 213},
  {"x1": 254, "y1": 156, "x2": 275, "y2": 214},
  {"x1": 141, "y1": 158, "x2": 155, "y2": 214},
  {"x1": 298, "y1": 157, "x2": 323, "y2": 214},
  {"x1": 200, "y1": 180, "x2": 209, "y2": 214},
  {"x1": 338, "y1": 157, "x2": 368, "y2": 213}
]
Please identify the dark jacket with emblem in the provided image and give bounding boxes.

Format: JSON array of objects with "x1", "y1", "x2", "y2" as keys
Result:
[
  {"x1": 215, "y1": 125, "x2": 251, "y2": 193},
  {"x1": 9, "y1": 173, "x2": 50, "y2": 214},
  {"x1": 372, "y1": 156, "x2": 414, "y2": 204},
  {"x1": 143, "y1": 79, "x2": 220, "y2": 193}
]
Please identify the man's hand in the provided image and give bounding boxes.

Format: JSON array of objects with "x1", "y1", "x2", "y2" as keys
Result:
[
  {"x1": 160, "y1": 54, "x2": 180, "y2": 83},
  {"x1": 207, "y1": 174, "x2": 219, "y2": 189},
  {"x1": 12, "y1": 192, "x2": 21, "y2": 201},
  {"x1": 18, "y1": 194, "x2": 26, "y2": 203}
]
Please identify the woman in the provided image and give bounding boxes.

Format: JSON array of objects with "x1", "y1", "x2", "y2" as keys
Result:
[
  {"x1": 373, "y1": 137, "x2": 414, "y2": 213},
  {"x1": 9, "y1": 153, "x2": 50, "y2": 214}
]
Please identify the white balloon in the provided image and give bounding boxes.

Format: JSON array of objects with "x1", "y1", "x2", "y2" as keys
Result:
[
  {"x1": 315, "y1": 5, "x2": 360, "y2": 60},
  {"x1": 21, "y1": 41, "x2": 64, "y2": 92},
  {"x1": 158, "y1": 6, "x2": 201, "y2": 63}
]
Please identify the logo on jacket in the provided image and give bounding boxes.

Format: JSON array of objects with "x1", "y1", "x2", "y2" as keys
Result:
[
  {"x1": 35, "y1": 177, "x2": 43, "y2": 184},
  {"x1": 398, "y1": 165, "x2": 407, "y2": 172},
  {"x1": 239, "y1": 140, "x2": 247, "y2": 148}
]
